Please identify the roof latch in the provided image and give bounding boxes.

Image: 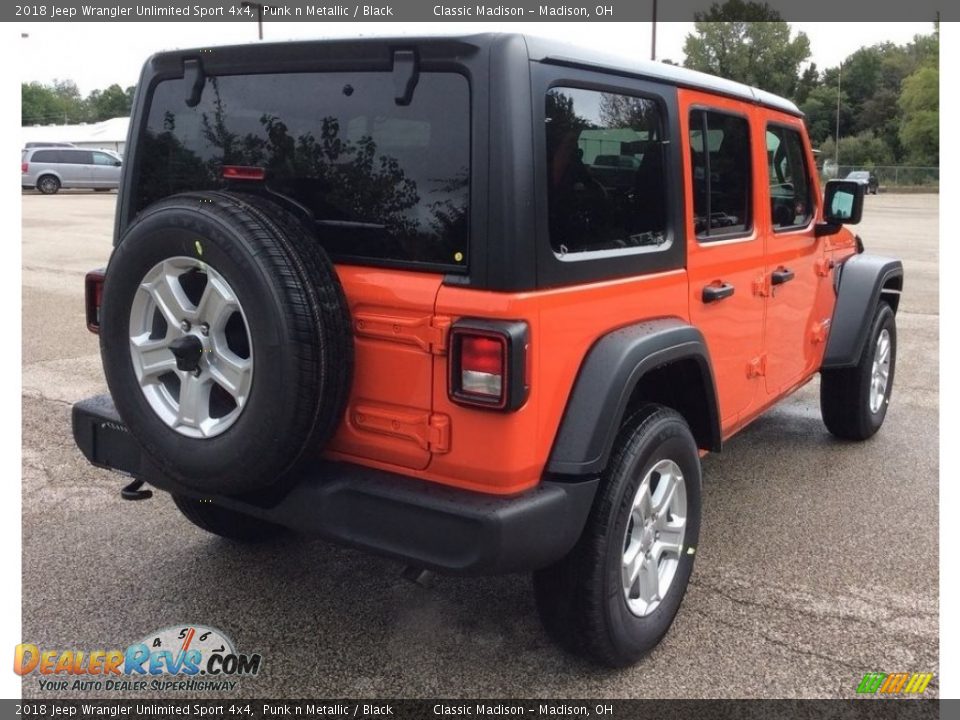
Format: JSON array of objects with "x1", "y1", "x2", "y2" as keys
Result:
[
  {"x1": 392, "y1": 49, "x2": 419, "y2": 106},
  {"x1": 183, "y1": 58, "x2": 206, "y2": 108}
]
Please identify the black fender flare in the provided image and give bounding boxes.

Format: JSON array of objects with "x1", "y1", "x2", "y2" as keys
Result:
[
  {"x1": 823, "y1": 254, "x2": 903, "y2": 369},
  {"x1": 546, "y1": 318, "x2": 721, "y2": 476}
]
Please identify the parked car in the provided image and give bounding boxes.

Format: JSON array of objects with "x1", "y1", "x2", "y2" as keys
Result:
[
  {"x1": 21, "y1": 147, "x2": 122, "y2": 194},
  {"x1": 72, "y1": 34, "x2": 902, "y2": 667},
  {"x1": 845, "y1": 169, "x2": 879, "y2": 194}
]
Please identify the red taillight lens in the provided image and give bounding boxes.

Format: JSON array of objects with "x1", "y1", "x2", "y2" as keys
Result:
[
  {"x1": 21, "y1": 162, "x2": 28, "y2": 174},
  {"x1": 85, "y1": 269, "x2": 106, "y2": 334},
  {"x1": 222, "y1": 165, "x2": 266, "y2": 181},
  {"x1": 449, "y1": 321, "x2": 529, "y2": 411},
  {"x1": 459, "y1": 335, "x2": 505, "y2": 399}
]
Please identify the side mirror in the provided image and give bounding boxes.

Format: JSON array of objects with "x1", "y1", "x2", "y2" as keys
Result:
[
  {"x1": 816, "y1": 180, "x2": 864, "y2": 236},
  {"x1": 824, "y1": 179, "x2": 864, "y2": 223},
  {"x1": 114, "y1": 160, "x2": 122, "y2": 166}
]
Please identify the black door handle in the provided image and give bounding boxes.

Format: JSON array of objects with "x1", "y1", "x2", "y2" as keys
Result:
[
  {"x1": 772, "y1": 268, "x2": 795, "y2": 285},
  {"x1": 702, "y1": 282, "x2": 735, "y2": 303}
]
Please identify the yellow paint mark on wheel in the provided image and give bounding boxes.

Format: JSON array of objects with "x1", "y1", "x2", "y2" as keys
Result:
[
  {"x1": 686, "y1": 546, "x2": 696, "y2": 555},
  {"x1": 454, "y1": 251, "x2": 464, "y2": 262},
  {"x1": 195, "y1": 240, "x2": 203, "y2": 257}
]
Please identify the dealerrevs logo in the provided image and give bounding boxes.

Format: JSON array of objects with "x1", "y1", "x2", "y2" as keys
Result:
[{"x1": 14, "y1": 624, "x2": 262, "y2": 693}]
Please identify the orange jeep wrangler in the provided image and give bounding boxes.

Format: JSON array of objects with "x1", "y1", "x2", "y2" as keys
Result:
[{"x1": 73, "y1": 34, "x2": 903, "y2": 666}]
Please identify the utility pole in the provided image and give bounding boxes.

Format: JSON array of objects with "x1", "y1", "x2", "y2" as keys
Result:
[
  {"x1": 241, "y1": 1, "x2": 264, "y2": 40},
  {"x1": 651, "y1": 0, "x2": 658, "y2": 61},
  {"x1": 835, "y1": 61, "x2": 842, "y2": 170}
]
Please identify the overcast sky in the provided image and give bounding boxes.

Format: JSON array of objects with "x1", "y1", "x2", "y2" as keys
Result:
[{"x1": 18, "y1": 21, "x2": 936, "y2": 95}]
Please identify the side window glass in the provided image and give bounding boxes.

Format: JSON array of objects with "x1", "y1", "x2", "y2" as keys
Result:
[
  {"x1": 93, "y1": 152, "x2": 116, "y2": 165},
  {"x1": 545, "y1": 87, "x2": 668, "y2": 256},
  {"x1": 766, "y1": 126, "x2": 813, "y2": 230},
  {"x1": 689, "y1": 110, "x2": 752, "y2": 239}
]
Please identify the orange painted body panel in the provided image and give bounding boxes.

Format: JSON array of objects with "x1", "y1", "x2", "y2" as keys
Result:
[
  {"x1": 431, "y1": 270, "x2": 689, "y2": 494},
  {"x1": 322, "y1": 91, "x2": 854, "y2": 496},
  {"x1": 324, "y1": 265, "x2": 443, "y2": 471},
  {"x1": 326, "y1": 265, "x2": 689, "y2": 495},
  {"x1": 756, "y1": 108, "x2": 830, "y2": 396},
  {"x1": 679, "y1": 90, "x2": 766, "y2": 427}
]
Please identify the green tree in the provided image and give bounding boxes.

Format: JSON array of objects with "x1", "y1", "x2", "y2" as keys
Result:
[
  {"x1": 682, "y1": 1, "x2": 811, "y2": 98},
  {"x1": 86, "y1": 84, "x2": 135, "y2": 122},
  {"x1": 820, "y1": 132, "x2": 895, "y2": 168},
  {"x1": 21, "y1": 79, "x2": 86, "y2": 125},
  {"x1": 21, "y1": 82, "x2": 61, "y2": 125},
  {"x1": 801, "y1": 85, "x2": 853, "y2": 147},
  {"x1": 898, "y1": 66, "x2": 938, "y2": 165}
]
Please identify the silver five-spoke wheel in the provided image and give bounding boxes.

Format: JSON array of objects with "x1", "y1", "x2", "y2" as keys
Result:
[
  {"x1": 129, "y1": 256, "x2": 253, "y2": 438},
  {"x1": 869, "y1": 328, "x2": 891, "y2": 414},
  {"x1": 622, "y1": 459, "x2": 687, "y2": 617}
]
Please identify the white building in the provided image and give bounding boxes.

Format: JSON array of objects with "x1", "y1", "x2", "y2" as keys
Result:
[{"x1": 21, "y1": 117, "x2": 129, "y2": 154}]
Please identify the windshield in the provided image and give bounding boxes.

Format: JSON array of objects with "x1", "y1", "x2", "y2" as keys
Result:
[
  {"x1": 135, "y1": 71, "x2": 470, "y2": 271},
  {"x1": 847, "y1": 171, "x2": 868, "y2": 179}
]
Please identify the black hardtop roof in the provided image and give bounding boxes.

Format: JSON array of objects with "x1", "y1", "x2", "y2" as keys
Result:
[{"x1": 150, "y1": 32, "x2": 801, "y2": 117}]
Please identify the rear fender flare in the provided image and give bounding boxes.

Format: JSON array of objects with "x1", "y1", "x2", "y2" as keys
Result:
[{"x1": 546, "y1": 318, "x2": 721, "y2": 476}]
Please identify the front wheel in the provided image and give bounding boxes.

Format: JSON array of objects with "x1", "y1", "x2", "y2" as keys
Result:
[
  {"x1": 820, "y1": 302, "x2": 896, "y2": 440},
  {"x1": 534, "y1": 404, "x2": 702, "y2": 666}
]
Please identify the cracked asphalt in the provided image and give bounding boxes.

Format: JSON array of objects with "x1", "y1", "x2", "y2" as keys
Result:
[{"x1": 22, "y1": 192, "x2": 938, "y2": 698}]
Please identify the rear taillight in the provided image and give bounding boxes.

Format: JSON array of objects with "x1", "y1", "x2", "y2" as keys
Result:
[
  {"x1": 21, "y1": 162, "x2": 28, "y2": 174},
  {"x1": 449, "y1": 320, "x2": 529, "y2": 411},
  {"x1": 460, "y1": 335, "x2": 505, "y2": 397},
  {"x1": 85, "y1": 269, "x2": 106, "y2": 334}
]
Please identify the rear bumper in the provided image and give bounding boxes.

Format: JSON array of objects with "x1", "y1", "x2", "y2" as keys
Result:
[{"x1": 72, "y1": 395, "x2": 597, "y2": 575}]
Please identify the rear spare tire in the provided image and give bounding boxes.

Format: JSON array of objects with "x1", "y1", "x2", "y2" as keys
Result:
[{"x1": 100, "y1": 191, "x2": 352, "y2": 495}]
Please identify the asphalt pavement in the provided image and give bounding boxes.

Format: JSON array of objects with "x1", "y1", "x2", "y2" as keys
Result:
[{"x1": 21, "y1": 191, "x2": 938, "y2": 699}]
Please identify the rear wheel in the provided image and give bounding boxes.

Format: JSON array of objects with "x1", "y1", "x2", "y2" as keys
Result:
[
  {"x1": 172, "y1": 494, "x2": 284, "y2": 542},
  {"x1": 37, "y1": 175, "x2": 60, "y2": 194},
  {"x1": 534, "y1": 404, "x2": 702, "y2": 666},
  {"x1": 820, "y1": 302, "x2": 896, "y2": 440}
]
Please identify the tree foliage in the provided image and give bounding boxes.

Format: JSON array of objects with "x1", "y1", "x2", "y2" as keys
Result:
[
  {"x1": 682, "y1": 7, "x2": 938, "y2": 166},
  {"x1": 21, "y1": 80, "x2": 135, "y2": 125},
  {"x1": 682, "y1": 1, "x2": 811, "y2": 98},
  {"x1": 898, "y1": 66, "x2": 938, "y2": 165}
]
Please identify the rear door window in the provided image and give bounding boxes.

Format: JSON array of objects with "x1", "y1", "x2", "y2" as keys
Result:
[
  {"x1": 137, "y1": 71, "x2": 470, "y2": 271},
  {"x1": 689, "y1": 110, "x2": 752, "y2": 239},
  {"x1": 62, "y1": 150, "x2": 93, "y2": 165}
]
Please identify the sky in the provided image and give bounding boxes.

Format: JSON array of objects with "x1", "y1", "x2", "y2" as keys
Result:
[{"x1": 18, "y1": 21, "x2": 936, "y2": 95}]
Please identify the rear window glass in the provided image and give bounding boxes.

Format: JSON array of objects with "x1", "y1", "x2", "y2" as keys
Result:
[{"x1": 136, "y1": 72, "x2": 470, "y2": 270}]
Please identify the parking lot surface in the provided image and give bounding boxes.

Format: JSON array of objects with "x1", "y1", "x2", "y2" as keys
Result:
[{"x1": 21, "y1": 192, "x2": 938, "y2": 698}]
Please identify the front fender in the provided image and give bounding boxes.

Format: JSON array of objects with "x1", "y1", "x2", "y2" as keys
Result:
[{"x1": 823, "y1": 254, "x2": 903, "y2": 369}]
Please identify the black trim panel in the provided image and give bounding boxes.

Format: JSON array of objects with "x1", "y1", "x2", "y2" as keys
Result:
[
  {"x1": 547, "y1": 318, "x2": 721, "y2": 475},
  {"x1": 822, "y1": 254, "x2": 904, "y2": 369}
]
